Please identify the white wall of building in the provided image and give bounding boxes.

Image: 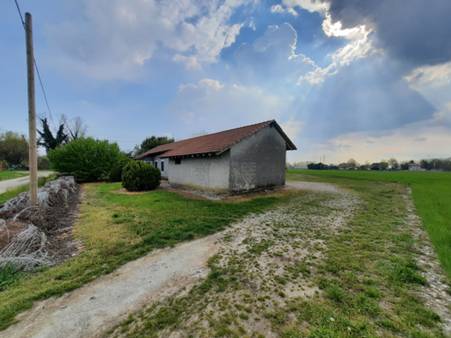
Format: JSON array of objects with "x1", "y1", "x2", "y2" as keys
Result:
[{"x1": 167, "y1": 152, "x2": 230, "y2": 190}]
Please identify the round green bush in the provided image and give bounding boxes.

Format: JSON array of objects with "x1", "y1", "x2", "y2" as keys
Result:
[
  {"x1": 48, "y1": 138, "x2": 122, "y2": 182},
  {"x1": 122, "y1": 160, "x2": 161, "y2": 191}
]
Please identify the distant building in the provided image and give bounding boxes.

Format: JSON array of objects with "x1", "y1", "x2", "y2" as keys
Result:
[
  {"x1": 408, "y1": 162, "x2": 424, "y2": 171},
  {"x1": 136, "y1": 120, "x2": 297, "y2": 192}
]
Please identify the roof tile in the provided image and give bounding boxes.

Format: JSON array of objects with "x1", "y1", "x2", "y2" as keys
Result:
[{"x1": 136, "y1": 120, "x2": 296, "y2": 159}]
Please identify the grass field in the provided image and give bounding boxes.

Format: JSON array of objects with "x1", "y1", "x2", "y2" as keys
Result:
[
  {"x1": 0, "y1": 183, "x2": 291, "y2": 330},
  {"x1": 0, "y1": 171, "x2": 26, "y2": 182},
  {"x1": 0, "y1": 174, "x2": 449, "y2": 335},
  {"x1": 110, "y1": 173, "x2": 446, "y2": 337},
  {"x1": 287, "y1": 169, "x2": 451, "y2": 279}
]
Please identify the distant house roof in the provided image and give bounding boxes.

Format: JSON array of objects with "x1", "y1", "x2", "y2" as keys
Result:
[{"x1": 135, "y1": 120, "x2": 297, "y2": 159}]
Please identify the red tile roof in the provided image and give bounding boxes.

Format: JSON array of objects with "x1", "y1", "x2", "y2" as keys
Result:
[{"x1": 135, "y1": 120, "x2": 297, "y2": 159}]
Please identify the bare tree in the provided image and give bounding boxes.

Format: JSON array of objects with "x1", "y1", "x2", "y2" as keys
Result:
[{"x1": 61, "y1": 115, "x2": 87, "y2": 141}]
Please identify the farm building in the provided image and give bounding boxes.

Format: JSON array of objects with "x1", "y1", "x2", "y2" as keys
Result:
[{"x1": 135, "y1": 120, "x2": 297, "y2": 192}]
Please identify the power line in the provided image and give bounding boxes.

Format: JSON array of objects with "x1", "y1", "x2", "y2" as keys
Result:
[
  {"x1": 13, "y1": 0, "x2": 25, "y2": 26},
  {"x1": 13, "y1": 0, "x2": 55, "y2": 125}
]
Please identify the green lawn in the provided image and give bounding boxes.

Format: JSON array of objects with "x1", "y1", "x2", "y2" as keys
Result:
[
  {"x1": 0, "y1": 183, "x2": 292, "y2": 330},
  {"x1": 287, "y1": 169, "x2": 451, "y2": 279},
  {"x1": 0, "y1": 171, "x2": 27, "y2": 182}
]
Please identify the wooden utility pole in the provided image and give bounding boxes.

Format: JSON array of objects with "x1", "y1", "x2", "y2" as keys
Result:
[{"x1": 25, "y1": 12, "x2": 38, "y2": 205}]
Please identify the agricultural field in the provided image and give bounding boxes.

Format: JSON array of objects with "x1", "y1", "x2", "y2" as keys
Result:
[
  {"x1": 288, "y1": 169, "x2": 451, "y2": 279},
  {"x1": 0, "y1": 171, "x2": 26, "y2": 182}
]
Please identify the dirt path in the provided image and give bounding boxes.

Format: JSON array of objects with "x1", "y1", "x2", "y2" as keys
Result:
[
  {"x1": 109, "y1": 182, "x2": 358, "y2": 337},
  {"x1": 0, "y1": 171, "x2": 53, "y2": 194},
  {"x1": 0, "y1": 181, "x2": 349, "y2": 338},
  {"x1": 286, "y1": 180, "x2": 343, "y2": 194},
  {"x1": 0, "y1": 235, "x2": 220, "y2": 338}
]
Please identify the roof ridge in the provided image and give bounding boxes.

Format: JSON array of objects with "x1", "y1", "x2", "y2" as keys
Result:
[
  {"x1": 171, "y1": 119, "x2": 274, "y2": 143},
  {"x1": 135, "y1": 119, "x2": 297, "y2": 160}
]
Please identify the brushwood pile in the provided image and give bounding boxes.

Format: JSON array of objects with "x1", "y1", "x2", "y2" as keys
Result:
[{"x1": 0, "y1": 176, "x2": 79, "y2": 271}]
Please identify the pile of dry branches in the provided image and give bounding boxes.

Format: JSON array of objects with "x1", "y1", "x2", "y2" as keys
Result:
[{"x1": 0, "y1": 176, "x2": 78, "y2": 271}]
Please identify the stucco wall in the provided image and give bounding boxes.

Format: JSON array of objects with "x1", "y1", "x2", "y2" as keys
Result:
[
  {"x1": 229, "y1": 126, "x2": 286, "y2": 191},
  {"x1": 142, "y1": 156, "x2": 169, "y2": 179},
  {"x1": 167, "y1": 152, "x2": 230, "y2": 190}
]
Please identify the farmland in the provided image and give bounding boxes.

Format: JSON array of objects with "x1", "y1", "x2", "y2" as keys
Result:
[{"x1": 287, "y1": 169, "x2": 451, "y2": 279}]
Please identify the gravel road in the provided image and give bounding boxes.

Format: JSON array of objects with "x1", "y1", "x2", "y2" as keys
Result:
[{"x1": 0, "y1": 171, "x2": 53, "y2": 194}]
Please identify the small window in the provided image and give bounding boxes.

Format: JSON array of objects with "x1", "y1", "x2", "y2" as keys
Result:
[
  {"x1": 154, "y1": 161, "x2": 158, "y2": 168},
  {"x1": 160, "y1": 161, "x2": 164, "y2": 171},
  {"x1": 175, "y1": 158, "x2": 182, "y2": 165}
]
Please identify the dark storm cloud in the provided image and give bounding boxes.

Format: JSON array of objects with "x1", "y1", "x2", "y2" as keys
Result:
[
  {"x1": 324, "y1": 0, "x2": 451, "y2": 67},
  {"x1": 301, "y1": 56, "x2": 435, "y2": 138}
]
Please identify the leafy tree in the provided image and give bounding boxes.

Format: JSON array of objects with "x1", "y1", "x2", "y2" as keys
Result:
[
  {"x1": 134, "y1": 136, "x2": 174, "y2": 156},
  {"x1": 346, "y1": 158, "x2": 358, "y2": 169},
  {"x1": 48, "y1": 137, "x2": 122, "y2": 182},
  {"x1": 109, "y1": 153, "x2": 131, "y2": 182},
  {"x1": 420, "y1": 159, "x2": 432, "y2": 170},
  {"x1": 400, "y1": 162, "x2": 410, "y2": 170},
  {"x1": 0, "y1": 131, "x2": 28, "y2": 167},
  {"x1": 388, "y1": 158, "x2": 399, "y2": 170},
  {"x1": 379, "y1": 161, "x2": 389, "y2": 170},
  {"x1": 38, "y1": 118, "x2": 68, "y2": 153}
]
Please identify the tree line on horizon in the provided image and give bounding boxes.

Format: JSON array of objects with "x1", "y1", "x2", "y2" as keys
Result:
[{"x1": 289, "y1": 158, "x2": 451, "y2": 172}]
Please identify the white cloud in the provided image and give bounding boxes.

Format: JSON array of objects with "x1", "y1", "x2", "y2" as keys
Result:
[
  {"x1": 405, "y1": 61, "x2": 451, "y2": 90},
  {"x1": 405, "y1": 61, "x2": 451, "y2": 125},
  {"x1": 172, "y1": 78, "x2": 297, "y2": 136},
  {"x1": 269, "y1": 0, "x2": 377, "y2": 86},
  {"x1": 47, "y1": 0, "x2": 247, "y2": 80},
  {"x1": 298, "y1": 13, "x2": 376, "y2": 85},
  {"x1": 270, "y1": 4, "x2": 298, "y2": 16},
  {"x1": 281, "y1": 0, "x2": 329, "y2": 14},
  {"x1": 173, "y1": 54, "x2": 201, "y2": 70},
  {"x1": 298, "y1": 122, "x2": 451, "y2": 163}
]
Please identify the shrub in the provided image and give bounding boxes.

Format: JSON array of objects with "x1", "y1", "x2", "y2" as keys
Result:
[
  {"x1": 122, "y1": 160, "x2": 161, "y2": 191},
  {"x1": 48, "y1": 138, "x2": 122, "y2": 182},
  {"x1": 37, "y1": 156, "x2": 50, "y2": 170},
  {"x1": 0, "y1": 160, "x2": 8, "y2": 171},
  {"x1": 109, "y1": 155, "x2": 131, "y2": 182}
]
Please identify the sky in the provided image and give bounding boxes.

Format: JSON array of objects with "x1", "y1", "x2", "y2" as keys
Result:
[{"x1": 1, "y1": 0, "x2": 450, "y2": 164}]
